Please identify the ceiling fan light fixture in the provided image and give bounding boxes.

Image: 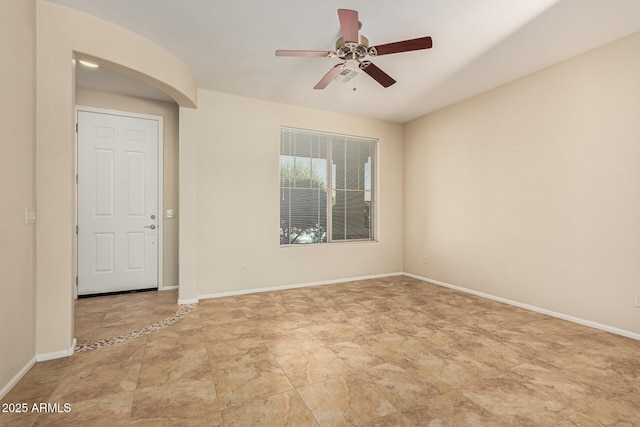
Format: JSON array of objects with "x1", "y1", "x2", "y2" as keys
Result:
[{"x1": 333, "y1": 64, "x2": 360, "y2": 83}]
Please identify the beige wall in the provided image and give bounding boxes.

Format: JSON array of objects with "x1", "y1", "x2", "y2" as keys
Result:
[
  {"x1": 0, "y1": 0, "x2": 36, "y2": 395},
  {"x1": 35, "y1": 0, "x2": 197, "y2": 355},
  {"x1": 178, "y1": 106, "x2": 198, "y2": 302},
  {"x1": 192, "y1": 90, "x2": 404, "y2": 295},
  {"x1": 75, "y1": 89, "x2": 179, "y2": 287},
  {"x1": 404, "y1": 32, "x2": 640, "y2": 335}
]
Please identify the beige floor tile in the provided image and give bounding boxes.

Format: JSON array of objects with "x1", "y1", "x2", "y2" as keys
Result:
[
  {"x1": 129, "y1": 376, "x2": 220, "y2": 426},
  {"x1": 262, "y1": 327, "x2": 325, "y2": 356},
  {"x1": 213, "y1": 359, "x2": 294, "y2": 410},
  {"x1": 488, "y1": 328, "x2": 576, "y2": 361},
  {"x1": 561, "y1": 343, "x2": 640, "y2": 379},
  {"x1": 198, "y1": 307, "x2": 248, "y2": 327},
  {"x1": 461, "y1": 373, "x2": 576, "y2": 425},
  {"x1": 345, "y1": 314, "x2": 392, "y2": 335},
  {"x1": 206, "y1": 337, "x2": 274, "y2": 369},
  {"x1": 357, "y1": 298, "x2": 394, "y2": 313},
  {"x1": 328, "y1": 338, "x2": 389, "y2": 370},
  {"x1": 406, "y1": 348, "x2": 500, "y2": 389},
  {"x1": 1, "y1": 359, "x2": 69, "y2": 405},
  {"x1": 369, "y1": 411, "x2": 419, "y2": 426},
  {"x1": 303, "y1": 307, "x2": 354, "y2": 324},
  {"x1": 542, "y1": 348, "x2": 639, "y2": 398},
  {"x1": 142, "y1": 328, "x2": 205, "y2": 359},
  {"x1": 297, "y1": 374, "x2": 398, "y2": 426},
  {"x1": 447, "y1": 333, "x2": 533, "y2": 371},
  {"x1": 138, "y1": 343, "x2": 210, "y2": 388},
  {"x1": 306, "y1": 321, "x2": 367, "y2": 344},
  {"x1": 579, "y1": 397, "x2": 640, "y2": 426},
  {"x1": 364, "y1": 332, "x2": 425, "y2": 362},
  {"x1": 508, "y1": 362, "x2": 603, "y2": 411},
  {"x1": 100, "y1": 310, "x2": 153, "y2": 328},
  {"x1": 276, "y1": 347, "x2": 352, "y2": 387},
  {"x1": 362, "y1": 359, "x2": 446, "y2": 412},
  {"x1": 201, "y1": 320, "x2": 262, "y2": 342},
  {"x1": 243, "y1": 305, "x2": 290, "y2": 320},
  {"x1": 221, "y1": 390, "x2": 318, "y2": 427},
  {"x1": 555, "y1": 413, "x2": 604, "y2": 427},
  {"x1": 49, "y1": 359, "x2": 141, "y2": 403},
  {"x1": 333, "y1": 302, "x2": 378, "y2": 316},
  {"x1": 419, "y1": 390, "x2": 507, "y2": 426},
  {"x1": 31, "y1": 391, "x2": 134, "y2": 427},
  {"x1": 49, "y1": 340, "x2": 146, "y2": 404},
  {"x1": 255, "y1": 313, "x2": 316, "y2": 334},
  {"x1": 0, "y1": 409, "x2": 40, "y2": 427},
  {"x1": 197, "y1": 294, "x2": 239, "y2": 309}
]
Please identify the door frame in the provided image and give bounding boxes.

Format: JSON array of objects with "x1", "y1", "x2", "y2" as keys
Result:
[{"x1": 74, "y1": 106, "x2": 164, "y2": 298}]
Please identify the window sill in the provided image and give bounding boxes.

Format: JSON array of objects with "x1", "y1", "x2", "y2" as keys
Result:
[{"x1": 280, "y1": 239, "x2": 379, "y2": 248}]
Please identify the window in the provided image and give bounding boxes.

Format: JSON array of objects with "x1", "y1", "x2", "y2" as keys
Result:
[{"x1": 280, "y1": 127, "x2": 376, "y2": 245}]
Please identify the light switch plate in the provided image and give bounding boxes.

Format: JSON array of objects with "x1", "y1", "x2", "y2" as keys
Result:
[
  {"x1": 25, "y1": 208, "x2": 36, "y2": 224},
  {"x1": 636, "y1": 293, "x2": 640, "y2": 308},
  {"x1": 166, "y1": 209, "x2": 176, "y2": 219}
]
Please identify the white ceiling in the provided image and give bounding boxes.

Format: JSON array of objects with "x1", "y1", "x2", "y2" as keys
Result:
[{"x1": 58, "y1": 0, "x2": 640, "y2": 123}]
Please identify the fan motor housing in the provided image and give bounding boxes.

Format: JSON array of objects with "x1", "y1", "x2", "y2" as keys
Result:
[{"x1": 335, "y1": 35, "x2": 369, "y2": 60}]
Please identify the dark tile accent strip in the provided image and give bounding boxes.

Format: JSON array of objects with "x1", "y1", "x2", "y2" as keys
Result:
[{"x1": 75, "y1": 303, "x2": 196, "y2": 352}]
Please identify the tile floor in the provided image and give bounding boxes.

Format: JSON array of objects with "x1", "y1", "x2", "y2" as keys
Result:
[{"x1": 2, "y1": 276, "x2": 639, "y2": 426}]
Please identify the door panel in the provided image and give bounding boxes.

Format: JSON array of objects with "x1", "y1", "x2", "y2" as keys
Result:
[
  {"x1": 94, "y1": 233, "x2": 114, "y2": 272},
  {"x1": 126, "y1": 232, "x2": 146, "y2": 270},
  {"x1": 126, "y1": 151, "x2": 145, "y2": 216},
  {"x1": 78, "y1": 110, "x2": 159, "y2": 295},
  {"x1": 94, "y1": 149, "x2": 115, "y2": 216}
]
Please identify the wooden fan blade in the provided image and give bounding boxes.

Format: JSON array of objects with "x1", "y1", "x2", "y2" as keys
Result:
[
  {"x1": 276, "y1": 50, "x2": 333, "y2": 57},
  {"x1": 338, "y1": 9, "x2": 359, "y2": 43},
  {"x1": 371, "y1": 36, "x2": 432, "y2": 56},
  {"x1": 314, "y1": 65, "x2": 343, "y2": 90},
  {"x1": 359, "y1": 61, "x2": 396, "y2": 88}
]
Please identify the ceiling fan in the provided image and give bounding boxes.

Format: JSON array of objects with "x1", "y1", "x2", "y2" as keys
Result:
[{"x1": 275, "y1": 9, "x2": 432, "y2": 90}]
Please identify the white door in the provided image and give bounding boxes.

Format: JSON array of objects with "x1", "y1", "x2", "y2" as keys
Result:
[{"x1": 77, "y1": 110, "x2": 159, "y2": 295}]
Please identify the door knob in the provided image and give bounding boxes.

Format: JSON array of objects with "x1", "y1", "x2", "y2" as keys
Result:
[{"x1": 145, "y1": 224, "x2": 156, "y2": 230}]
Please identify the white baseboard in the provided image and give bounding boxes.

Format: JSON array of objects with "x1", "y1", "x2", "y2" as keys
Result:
[
  {"x1": 178, "y1": 298, "x2": 198, "y2": 305},
  {"x1": 0, "y1": 356, "x2": 36, "y2": 400},
  {"x1": 160, "y1": 286, "x2": 179, "y2": 291},
  {"x1": 404, "y1": 273, "x2": 640, "y2": 341},
  {"x1": 198, "y1": 272, "x2": 404, "y2": 301},
  {"x1": 36, "y1": 338, "x2": 77, "y2": 362}
]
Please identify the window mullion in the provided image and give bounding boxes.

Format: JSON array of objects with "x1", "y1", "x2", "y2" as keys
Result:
[
  {"x1": 326, "y1": 140, "x2": 333, "y2": 243},
  {"x1": 288, "y1": 131, "x2": 293, "y2": 244},
  {"x1": 343, "y1": 137, "x2": 347, "y2": 241}
]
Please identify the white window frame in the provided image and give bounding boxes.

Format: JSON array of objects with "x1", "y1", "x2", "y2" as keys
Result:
[{"x1": 280, "y1": 127, "x2": 378, "y2": 246}]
